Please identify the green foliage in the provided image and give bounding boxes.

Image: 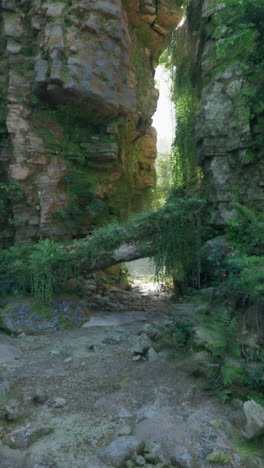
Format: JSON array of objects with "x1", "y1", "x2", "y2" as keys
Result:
[
  {"x1": 194, "y1": 308, "x2": 264, "y2": 398},
  {"x1": 158, "y1": 319, "x2": 195, "y2": 351},
  {"x1": 220, "y1": 360, "x2": 245, "y2": 387},
  {"x1": 210, "y1": 418, "x2": 224, "y2": 429},
  {"x1": 54, "y1": 170, "x2": 105, "y2": 236},
  {"x1": 152, "y1": 195, "x2": 203, "y2": 286},
  {"x1": 215, "y1": 0, "x2": 264, "y2": 159},
  {"x1": 206, "y1": 206, "x2": 264, "y2": 340},
  {"x1": 208, "y1": 206, "x2": 264, "y2": 331},
  {"x1": 244, "y1": 350, "x2": 264, "y2": 392},
  {"x1": 29, "y1": 239, "x2": 71, "y2": 305},
  {"x1": 0, "y1": 182, "x2": 22, "y2": 246},
  {"x1": 206, "y1": 452, "x2": 230, "y2": 465},
  {"x1": 129, "y1": 26, "x2": 155, "y2": 110},
  {"x1": 227, "y1": 204, "x2": 264, "y2": 256},
  {"x1": 162, "y1": 2, "x2": 203, "y2": 191},
  {"x1": 198, "y1": 311, "x2": 240, "y2": 359},
  {"x1": 207, "y1": 240, "x2": 232, "y2": 282},
  {"x1": 228, "y1": 256, "x2": 264, "y2": 302},
  {"x1": 154, "y1": 151, "x2": 172, "y2": 208},
  {"x1": 157, "y1": 306, "x2": 264, "y2": 399},
  {"x1": 32, "y1": 106, "x2": 120, "y2": 234},
  {"x1": 196, "y1": 311, "x2": 245, "y2": 395},
  {"x1": 0, "y1": 195, "x2": 204, "y2": 303},
  {"x1": 0, "y1": 242, "x2": 32, "y2": 299},
  {"x1": 171, "y1": 59, "x2": 200, "y2": 189},
  {"x1": 232, "y1": 431, "x2": 264, "y2": 462}
]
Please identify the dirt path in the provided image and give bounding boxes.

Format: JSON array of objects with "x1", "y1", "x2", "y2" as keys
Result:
[{"x1": 0, "y1": 287, "x2": 246, "y2": 468}]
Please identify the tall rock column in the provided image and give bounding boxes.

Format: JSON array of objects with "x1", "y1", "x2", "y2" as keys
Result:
[
  {"x1": 0, "y1": 0, "x2": 183, "y2": 244},
  {"x1": 176, "y1": 0, "x2": 264, "y2": 225}
]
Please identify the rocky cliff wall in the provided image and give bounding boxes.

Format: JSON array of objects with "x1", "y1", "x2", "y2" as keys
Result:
[
  {"x1": 174, "y1": 0, "x2": 264, "y2": 226},
  {"x1": 198, "y1": 0, "x2": 264, "y2": 225},
  {"x1": 0, "y1": 0, "x2": 182, "y2": 245},
  {"x1": 190, "y1": 0, "x2": 264, "y2": 225}
]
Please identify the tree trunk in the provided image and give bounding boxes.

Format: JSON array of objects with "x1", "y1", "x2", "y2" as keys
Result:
[{"x1": 61, "y1": 198, "x2": 203, "y2": 275}]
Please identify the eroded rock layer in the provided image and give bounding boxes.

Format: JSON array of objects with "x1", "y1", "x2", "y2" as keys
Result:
[
  {"x1": 177, "y1": 0, "x2": 264, "y2": 225},
  {"x1": 0, "y1": 0, "x2": 182, "y2": 244}
]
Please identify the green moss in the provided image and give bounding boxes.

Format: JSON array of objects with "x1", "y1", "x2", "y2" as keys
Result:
[
  {"x1": 206, "y1": 452, "x2": 230, "y2": 464},
  {"x1": 54, "y1": 169, "x2": 105, "y2": 237},
  {"x1": 214, "y1": 0, "x2": 264, "y2": 161},
  {"x1": 31, "y1": 103, "x2": 152, "y2": 234},
  {"x1": 31, "y1": 106, "x2": 118, "y2": 233},
  {"x1": 128, "y1": 24, "x2": 156, "y2": 111},
  {"x1": 210, "y1": 419, "x2": 224, "y2": 429}
]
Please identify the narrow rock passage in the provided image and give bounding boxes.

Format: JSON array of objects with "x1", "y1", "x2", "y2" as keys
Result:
[{"x1": 0, "y1": 287, "x2": 245, "y2": 468}]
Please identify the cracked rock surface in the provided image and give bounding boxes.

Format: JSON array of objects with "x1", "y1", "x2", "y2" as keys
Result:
[{"x1": 0, "y1": 288, "x2": 248, "y2": 467}]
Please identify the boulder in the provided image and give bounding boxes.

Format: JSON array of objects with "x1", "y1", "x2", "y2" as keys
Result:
[
  {"x1": 147, "y1": 348, "x2": 159, "y2": 361},
  {"x1": 4, "y1": 423, "x2": 52, "y2": 449},
  {"x1": 171, "y1": 446, "x2": 193, "y2": 467},
  {"x1": 0, "y1": 334, "x2": 22, "y2": 364},
  {"x1": 140, "y1": 323, "x2": 161, "y2": 340},
  {"x1": 132, "y1": 334, "x2": 152, "y2": 356},
  {"x1": 99, "y1": 436, "x2": 141, "y2": 467},
  {"x1": 0, "y1": 403, "x2": 19, "y2": 422},
  {"x1": 242, "y1": 400, "x2": 264, "y2": 440},
  {"x1": 50, "y1": 398, "x2": 66, "y2": 408}
]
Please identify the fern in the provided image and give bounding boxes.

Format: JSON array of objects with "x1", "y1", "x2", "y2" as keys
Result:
[
  {"x1": 158, "y1": 319, "x2": 195, "y2": 351},
  {"x1": 197, "y1": 311, "x2": 244, "y2": 393},
  {"x1": 227, "y1": 204, "x2": 264, "y2": 256},
  {"x1": 198, "y1": 311, "x2": 240, "y2": 359},
  {"x1": 213, "y1": 389, "x2": 233, "y2": 404},
  {"x1": 221, "y1": 360, "x2": 245, "y2": 387},
  {"x1": 233, "y1": 203, "x2": 259, "y2": 225}
]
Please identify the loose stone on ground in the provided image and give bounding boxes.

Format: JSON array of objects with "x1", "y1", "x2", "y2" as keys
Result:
[
  {"x1": 3, "y1": 422, "x2": 53, "y2": 449},
  {"x1": 0, "y1": 289, "x2": 257, "y2": 467}
]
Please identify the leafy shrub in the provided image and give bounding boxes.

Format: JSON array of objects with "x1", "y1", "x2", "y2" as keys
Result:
[
  {"x1": 0, "y1": 182, "x2": 23, "y2": 247},
  {"x1": 195, "y1": 311, "x2": 245, "y2": 395},
  {"x1": 29, "y1": 239, "x2": 72, "y2": 304},
  {"x1": 158, "y1": 319, "x2": 195, "y2": 351},
  {"x1": 207, "y1": 205, "x2": 264, "y2": 338},
  {"x1": 227, "y1": 205, "x2": 264, "y2": 256},
  {"x1": 153, "y1": 194, "x2": 203, "y2": 288},
  {"x1": 197, "y1": 311, "x2": 240, "y2": 359},
  {"x1": 243, "y1": 350, "x2": 264, "y2": 392},
  {"x1": 195, "y1": 309, "x2": 264, "y2": 399},
  {"x1": 0, "y1": 242, "x2": 31, "y2": 298},
  {"x1": 228, "y1": 256, "x2": 264, "y2": 301}
]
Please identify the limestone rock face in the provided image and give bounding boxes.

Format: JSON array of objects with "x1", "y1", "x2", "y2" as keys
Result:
[
  {"x1": 177, "y1": 0, "x2": 264, "y2": 225},
  {"x1": 33, "y1": 0, "x2": 135, "y2": 116},
  {"x1": 196, "y1": 1, "x2": 262, "y2": 225},
  {"x1": 0, "y1": 0, "x2": 182, "y2": 243}
]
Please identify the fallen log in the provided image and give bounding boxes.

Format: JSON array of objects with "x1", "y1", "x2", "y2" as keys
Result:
[
  {"x1": 2, "y1": 197, "x2": 204, "y2": 302},
  {"x1": 62, "y1": 197, "x2": 204, "y2": 275}
]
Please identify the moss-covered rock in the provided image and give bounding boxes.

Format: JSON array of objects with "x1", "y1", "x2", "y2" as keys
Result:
[{"x1": 0, "y1": 0, "x2": 182, "y2": 242}]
